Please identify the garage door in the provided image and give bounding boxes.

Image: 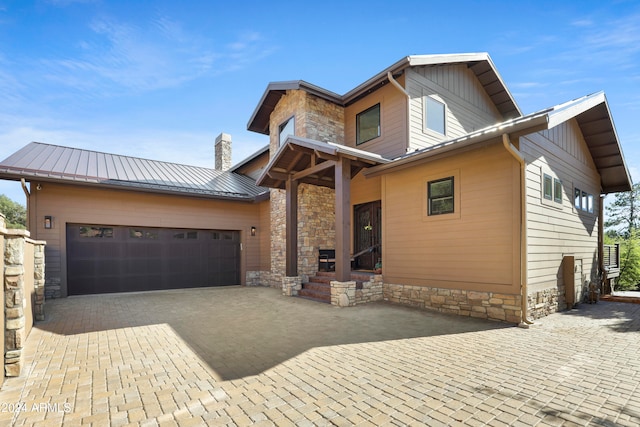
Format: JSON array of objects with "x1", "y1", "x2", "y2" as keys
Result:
[{"x1": 66, "y1": 224, "x2": 240, "y2": 295}]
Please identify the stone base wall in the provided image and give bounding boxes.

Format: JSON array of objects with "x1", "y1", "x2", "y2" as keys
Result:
[
  {"x1": 528, "y1": 287, "x2": 567, "y2": 320},
  {"x1": 383, "y1": 283, "x2": 522, "y2": 323},
  {"x1": 282, "y1": 276, "x2": 302, "y2": 297},
  {"x1": 355, "y1": 274, "x2": 383, "y2": 304},
  {"x1": 246, "y1": 270, "x2": 271, "y2": 287},
  {"x1": 330, "y1": 281, "x2": 356, "y2": 307},
  {"x1": 45, "y1": 276, "x2": 61, "y2": 299}
]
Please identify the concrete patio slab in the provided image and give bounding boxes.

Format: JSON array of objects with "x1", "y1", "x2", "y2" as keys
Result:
[{"x1": 1, "y1": 286, "x2": 639, "y2": 426}]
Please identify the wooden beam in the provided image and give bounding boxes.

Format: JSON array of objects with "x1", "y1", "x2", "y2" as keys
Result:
[
  {"x1": 292, "y1": 160, "x2": 336, "y2": 181},
  {"x1": 267, "y1": 171, "x2": 291, "y2": 182},
  {"x1": 285, "y1": 176, "x2": 298, "y2": 277},
  {"x1": 335, "y1": 157, "x2": 351, "y2": 281}
]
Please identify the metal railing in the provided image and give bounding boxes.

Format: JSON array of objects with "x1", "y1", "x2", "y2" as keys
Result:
[{"x1": 603, "y1": 244, "x2": 620, "y2": 269}]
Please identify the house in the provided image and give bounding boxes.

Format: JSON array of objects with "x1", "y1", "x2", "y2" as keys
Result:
[
  {"x1": 0, "y1": 52, "x2": 632, "y2": 324},
  {"x1": 0, "y1": 134, "x2": 272, "y2": 298}
]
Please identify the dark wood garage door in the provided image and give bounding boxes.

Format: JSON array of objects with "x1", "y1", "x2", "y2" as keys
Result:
[{"x1": 66, "y1": 224, "x2": 240, "y2": 295}]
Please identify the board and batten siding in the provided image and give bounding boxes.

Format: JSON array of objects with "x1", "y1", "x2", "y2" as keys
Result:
[
  {"x1": 29, "y1": 182, "x2": 268, "y2": 296},
  {"x1": 382, "y1": 141, "x2": 520, "y2": 294},
  {"x1": 521, "y1": 119, "x2": 601, "y2": 296},
  {"x1": 405, "y1": 65, "x2": 504, "y2": 151},
  {"x1": 344, "y1": 75, "x2": 408, "y2": 159}
]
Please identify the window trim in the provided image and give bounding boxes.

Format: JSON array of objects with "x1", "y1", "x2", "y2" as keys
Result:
[
  {"x1": 423, "y1": 95, "x2": 446, "y2": 136},
  {"x1": 422, "y1": 169, "x2": 461, "y2": 221},
  {"x1": 356, "y1": 103, "x2": 381, "y2": 145}
]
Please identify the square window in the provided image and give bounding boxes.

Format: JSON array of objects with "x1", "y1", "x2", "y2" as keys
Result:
[
  {"x1": 582, "y1": 191, "x2": 588, "y2": 211},
  {"x1": 425, "y1": 96, "x2": 446, "y2": 134},
  {"x1": 356, "y1": 104, "x2": 380, "y2": 145},
  {"x1": 543, "y1": 174, "x2": 553, "y2": 200},
  {"x1": 279, "y1": 117, "x2": 295, "y2": 146},
  {"x1": 574, "y1": 188, "x2": 581, "y2": 209},
  {"x1": 588, "y1": 194, "x2": 594, "y2": 213},
  {"x1": 554, "y1": 178, "x2": 563, "y2": 203},
  {"x1": 428, "y1": 177, "x2": 454, "y2": 215}
]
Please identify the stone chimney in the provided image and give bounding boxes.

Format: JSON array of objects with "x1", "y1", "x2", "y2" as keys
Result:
[{"x1": 215, "y1": 132, "x2": 232, "y2": 171}]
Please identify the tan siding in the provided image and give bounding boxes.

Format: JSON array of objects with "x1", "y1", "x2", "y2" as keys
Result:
[
  {"x1": 382, "y1": 142, "x2": 520, "y2": 293},
  {"x1": 30, "y1": 182, "x2": 264, "y2": 295},
  {"x1": 522, "y1": 119, "x2": 600, "y2": 294},
  {"x1": 344, "y1": 75, "x2": 407, "y2": 159},
  {"x1": 406, "y1": 65, "x2": 503, "y2": 151}
]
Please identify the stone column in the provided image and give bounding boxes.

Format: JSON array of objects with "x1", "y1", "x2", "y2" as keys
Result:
[
  {"x1": 331, "y1": 280, "x2": 356, "y2": 307},
  {"x1": 282, "y1": 276, "x2": 302, "y2": 297},
  {"x1": 4, "y1": 233, "x2": 27, "y2": 376},
  {"x1": 33, "y1": 242, "x2": 45, "y2": 321}
]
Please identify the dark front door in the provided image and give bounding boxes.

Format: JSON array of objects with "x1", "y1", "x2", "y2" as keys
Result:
[{"x1": 353, "y1": 201, "x2": 381, "y2": 270}]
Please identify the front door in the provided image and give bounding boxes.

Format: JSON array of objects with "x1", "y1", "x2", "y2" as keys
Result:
[{"x1": 353, "y1": 201, "x2": 382, "y2": 270}]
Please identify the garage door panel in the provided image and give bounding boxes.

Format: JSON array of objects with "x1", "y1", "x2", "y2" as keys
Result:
[{"x1": 67, "y1": 224, "x2": 241, "y2": 295}]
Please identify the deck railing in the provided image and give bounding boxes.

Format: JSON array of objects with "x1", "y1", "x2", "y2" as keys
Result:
[{"x1": 603, "y1": 243, "x2": 621, "y2": 280}]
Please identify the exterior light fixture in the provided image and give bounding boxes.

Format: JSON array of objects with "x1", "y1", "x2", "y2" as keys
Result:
[
  {"x1": 44, "y1": 216, "x2": 52, "y2": 229},
  {"x1": 251, "y1": 226, "x2": 256, "y2": 237}
]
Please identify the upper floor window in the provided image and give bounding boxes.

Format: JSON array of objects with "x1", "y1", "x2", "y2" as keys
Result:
[
  {"x1": 356, "y1": 103, "x2": 380, "y2": 145},
  {"x1": 574, "y1": 187, "x2": 594, "y2": 214},
  {"x1": 425, "y1": 96, "x2": 446, "y2": 135},
  {"x1": 279, "y1": 116, "x2": 295, "y2": 146}
]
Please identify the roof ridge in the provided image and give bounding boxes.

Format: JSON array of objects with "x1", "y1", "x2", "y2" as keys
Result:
[{"x1": 28, "y1": 141, "x2": 227, "y2": 174}]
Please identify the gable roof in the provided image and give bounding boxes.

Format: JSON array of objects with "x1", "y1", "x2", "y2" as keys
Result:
[
  {"x1": 256, "y1": 135, "x2": 390, "y2": 189},
  {"x1": 0, "y1": 142, "x2": 269, "y2": 201},
  {"x1": 365, "y1": 92, "x2": 631, "y2": 194},
  {"x1": 248, "y1": 52, "x2": 521, "y2": 135}
]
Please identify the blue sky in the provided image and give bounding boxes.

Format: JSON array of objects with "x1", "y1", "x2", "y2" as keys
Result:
[{"x1": 0, "y1": 0, "x2": 638, "y2": 204}]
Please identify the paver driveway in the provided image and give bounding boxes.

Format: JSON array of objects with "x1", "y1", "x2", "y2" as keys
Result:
[{"x1": 1, "y1": 286, "x2": 639, "y2": 426}]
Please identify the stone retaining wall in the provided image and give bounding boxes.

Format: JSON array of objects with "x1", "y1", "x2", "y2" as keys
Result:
[{"x1": 383, "y1": 283, "x2": 522, "y2": 323}]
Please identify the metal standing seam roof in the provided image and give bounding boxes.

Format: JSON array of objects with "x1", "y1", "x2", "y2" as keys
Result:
[
  {"x1": 0, "y1": 142, "x2": 270, "y2": 201},
  {"x1": 364, "y1": 92, "x2": 632, "y2": 194}
]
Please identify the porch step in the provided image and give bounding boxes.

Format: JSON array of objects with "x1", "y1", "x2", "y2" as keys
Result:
[
  {"x1": 298, "y1": 271, "x2": 378, "y2": 303},
  {"x1": 298, "y1": 281, "x2": 331, "y2": 303}
]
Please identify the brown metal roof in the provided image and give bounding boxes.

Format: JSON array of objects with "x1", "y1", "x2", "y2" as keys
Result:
[
  {"x1": 248, "y1": 53, "x2": 521, "y2": 135},
  {"x1": 256, "y1": 136, "x2": 390, "y2": 189},
  {"x1": 0, "y1": 142, "x2": 270, "y2": 201},
  {"x1": 365, "y1": 92, "x2": 631, "y2": 194}
]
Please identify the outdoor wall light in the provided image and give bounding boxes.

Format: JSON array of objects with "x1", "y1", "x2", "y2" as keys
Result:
[
  {"x1": 44, "y1": 216, "x2": 52, "y2": 229},
  {"x1": 251, "y1": 226, "x2": 256, "y2": 237}
]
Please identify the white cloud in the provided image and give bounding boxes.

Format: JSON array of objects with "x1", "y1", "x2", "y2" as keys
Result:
[{"x1": 35, "y1": 15, "x2": 273, "y2": 97}]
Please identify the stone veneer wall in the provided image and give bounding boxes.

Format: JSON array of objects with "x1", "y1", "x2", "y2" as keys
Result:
[
  {"x1": 331, "y1": 275, "x2": 383, "y2": 307},
  {"x1": 383, "y1": 283, "x2": 522, "y2": 323},
  {"x1": 527, "y1": 287, "x2": 567, "y2": 320},
  {"x1": 267, "y1": 90, "x2": 344, "y2": 288},
  {"x1": 1, "y1": 214, "x2": 46, "y2": 376}
]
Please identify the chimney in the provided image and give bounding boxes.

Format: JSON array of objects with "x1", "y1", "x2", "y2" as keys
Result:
[{"x1": 215, "y1": 132, "x2": 232, "y2": 171}]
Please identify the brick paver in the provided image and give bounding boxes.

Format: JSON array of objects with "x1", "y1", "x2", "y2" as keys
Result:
[{"x1": 1, "y1": 286, "x2": 639, "y2": 426}]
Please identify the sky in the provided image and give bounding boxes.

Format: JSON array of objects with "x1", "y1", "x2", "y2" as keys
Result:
[{"x1": 0, "y1": 0, "x2": 639, "y2": 205}]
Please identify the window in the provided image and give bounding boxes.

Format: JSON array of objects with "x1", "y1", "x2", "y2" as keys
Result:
[
  {"x1": 428, "y1": 177, "x2": 454, "y2": 215},
  {"x1": 554, "y1": 178, "x2": 563, "y2": 203},
  {"x1": 543, "y1": 174, "x2": 553, "y2": 200},
  {"x1": 541, "y1": 171, "x2": 562, "y2": 206},
  {"x1": 425, "y1": 96, "x2": 446, "y2": 135},
  {"x1": 574, "y1": 186, "x2": 595, "y2": 213},
  {"x1": 80, "y1": 226, "x2": 113, "y2": 238},
  {"x1": 356, "y1": 104, "x2": 380, "y2": 145},
  {"x1": 278, "y1": 116, "x2": 295, "y2": 146}
]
